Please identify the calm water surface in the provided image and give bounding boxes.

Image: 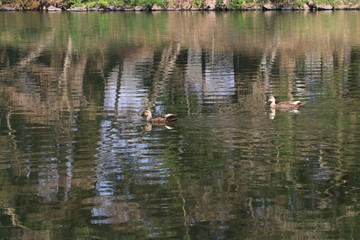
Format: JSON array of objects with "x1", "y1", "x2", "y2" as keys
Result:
[{"x1": 1, "y1": 11, "x2": 360, "y2": 239}]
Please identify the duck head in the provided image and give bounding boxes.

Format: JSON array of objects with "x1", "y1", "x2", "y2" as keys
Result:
[
  {"x1": 141, "y1": 110, "x2": 152, "y2": 121},
  {"x1": 267, "y1": 95, "x2": 276, "y2": 104}
]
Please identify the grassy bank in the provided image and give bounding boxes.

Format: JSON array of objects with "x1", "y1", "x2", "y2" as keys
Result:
[{"x1": 0, "y1": 0, "x2": 360, "y2": 10}]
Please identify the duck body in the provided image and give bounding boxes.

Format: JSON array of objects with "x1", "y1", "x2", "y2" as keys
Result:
[
  {"x1": 268, "y1": 96, "x2": 305, "y2": 109},
  {"x1": 141, "y1": 110, "x2": 178, "y2": 123}
]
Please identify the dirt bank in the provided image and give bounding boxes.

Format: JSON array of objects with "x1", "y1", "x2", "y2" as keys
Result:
[{"x1": 0, "y1": 0, "x2": 359, "y2": 11}]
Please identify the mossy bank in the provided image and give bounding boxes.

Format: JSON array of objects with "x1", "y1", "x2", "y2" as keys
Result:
[{"x1": 1, "y1": 0, "x2": 360, "y2": 11}]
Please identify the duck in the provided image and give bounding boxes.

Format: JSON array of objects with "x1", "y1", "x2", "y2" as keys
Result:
[
  {"x1": 141, "y1": 110, "x2": 178, "y2": 123},
  {"x1": 268, "y1": 95, "x2": 305, "y2": 109}
]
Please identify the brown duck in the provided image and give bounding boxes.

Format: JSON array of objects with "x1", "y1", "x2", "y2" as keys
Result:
[
  {"x1": 268, "y1": 96, "x2": 305, "y2": 109},
  {"x1": 141, "y1": 110, "x2": 178, "y2": 123}
]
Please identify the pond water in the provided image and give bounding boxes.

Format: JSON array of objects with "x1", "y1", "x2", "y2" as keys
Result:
[{"x1": 1, "y1": 10, "x2": 360, "y2": 239}]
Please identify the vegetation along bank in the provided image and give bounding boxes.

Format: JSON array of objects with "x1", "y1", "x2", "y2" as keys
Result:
[{"x1": 1, "y1": 0, "x2": 360, "y2": 11}]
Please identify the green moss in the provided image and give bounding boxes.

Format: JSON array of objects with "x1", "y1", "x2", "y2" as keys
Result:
[
  {"x1": 192, "y1": 0, "x2": 204, "y2": 7},
  {"x1": 227, "y1": 0, "x2": 259, "y2": 9},
  {"x1": 229, "y1": 0, "x2": 244, "y2": 9},
  {"x1": 136, "y1": 0, "x2": 167, "y2": 7},
  {"x1": 315, "y1": 0, "x2": 339, "y2": 6}
]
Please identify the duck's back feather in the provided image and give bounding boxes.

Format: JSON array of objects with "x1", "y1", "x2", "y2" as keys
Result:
[
  {"x1": 153, "y1": 114, "x2": 178, "y2": 122},
  {"x1": 276, "y1": 101, "x2": 304, "y2": 108}
]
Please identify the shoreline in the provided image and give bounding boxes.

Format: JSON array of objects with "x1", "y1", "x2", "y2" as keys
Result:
[{"x1": 1, "y1": 1, "x2": 360, "y2": 12}]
